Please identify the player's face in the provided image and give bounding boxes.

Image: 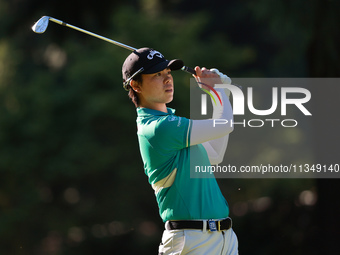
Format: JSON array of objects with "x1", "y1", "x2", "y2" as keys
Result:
[{"x1": 138, "y1": 68, "x2": 174, "y2": 110}]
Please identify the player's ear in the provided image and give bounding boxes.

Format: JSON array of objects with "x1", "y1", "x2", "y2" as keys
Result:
[{"x1": 130, "y1": 80, "x2": 141, "y2": 93}]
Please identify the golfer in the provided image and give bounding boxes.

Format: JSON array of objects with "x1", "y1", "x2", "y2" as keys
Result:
[{"x1": 122, "y1": 47, "x2": 238, "y2": 254}]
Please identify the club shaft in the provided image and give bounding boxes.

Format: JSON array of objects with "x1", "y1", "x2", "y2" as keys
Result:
[
  {"x1": 181, "y1": 66, "x2": 196, "y2": 75},
  {"x1": 47, "y1": 17, "x2": 196, "y2": 75},
  {"x1": 48, "y1": 17, "x2": 137, "y2": 51}
]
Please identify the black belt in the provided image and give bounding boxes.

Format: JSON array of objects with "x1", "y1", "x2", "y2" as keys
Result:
[{"x1": 165, "y1": 217, "x2": 232, "y2": 232}]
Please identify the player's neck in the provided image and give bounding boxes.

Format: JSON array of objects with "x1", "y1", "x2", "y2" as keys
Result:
[{"x1": 139, "y1": 101, "x2": 167, "y2": 113}]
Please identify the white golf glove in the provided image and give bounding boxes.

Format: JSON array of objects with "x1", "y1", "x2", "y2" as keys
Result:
[
  {"x1": 210, "y1": 68, "x2": 232, "y2": 85},
  {"x1": 210, "y1": 68, "x2": 231, "y2": 97}
]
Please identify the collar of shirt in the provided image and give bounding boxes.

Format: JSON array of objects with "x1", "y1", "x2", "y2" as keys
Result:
[{"x1": 137, "y1": 107, "x2": 175, "y2": 117}]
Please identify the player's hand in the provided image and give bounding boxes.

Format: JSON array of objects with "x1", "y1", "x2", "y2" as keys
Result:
[
  {"x1": 210, "y1": 68, "x2": 232, "y2": 84},
  {"x1": 193, "y1": 66, "x2": 222, "y2": 90}
]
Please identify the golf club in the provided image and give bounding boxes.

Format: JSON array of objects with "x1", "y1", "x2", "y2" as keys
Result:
[{"x1": 32, "y1": 16, "x2": 196, "y2": 75}]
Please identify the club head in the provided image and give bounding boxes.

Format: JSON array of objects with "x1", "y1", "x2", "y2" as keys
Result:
[{"x1": 32, "y1": 16, "x2": 50, "y2": 33}]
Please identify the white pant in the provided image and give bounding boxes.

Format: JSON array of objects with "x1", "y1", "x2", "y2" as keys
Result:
[{"x1": 158, "y1": 228, "x2": 238, "y2": 255}]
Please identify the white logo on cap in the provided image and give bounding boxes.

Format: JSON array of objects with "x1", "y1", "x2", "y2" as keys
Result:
[{"x1": 147, "y1": 50, "x2": 164, "y2": 60}]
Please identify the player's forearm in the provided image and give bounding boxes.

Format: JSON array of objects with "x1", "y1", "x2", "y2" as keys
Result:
[
  {"x1": 190, "y1": 88, "x2": 233, "y2": 146},
  {"x1": 202, "y1": 135, "x2": 229, "y2": 165},
  {"x1": 202, "y1": 88, "x2": 232, "y2": 165}
]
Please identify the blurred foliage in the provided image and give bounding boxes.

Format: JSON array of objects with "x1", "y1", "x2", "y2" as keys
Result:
[{"x1": 0, "y1": 0, "x2": 339, "y2": 254}]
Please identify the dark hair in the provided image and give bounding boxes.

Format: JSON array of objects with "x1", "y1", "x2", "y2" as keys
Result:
[{"x1": 127, "y1": 74, "x2": 142, "y2": 107}]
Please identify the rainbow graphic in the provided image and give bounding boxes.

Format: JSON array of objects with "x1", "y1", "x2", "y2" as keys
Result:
[{"x1": 198, "y1": 82, "x2": 223, "y2": 106}]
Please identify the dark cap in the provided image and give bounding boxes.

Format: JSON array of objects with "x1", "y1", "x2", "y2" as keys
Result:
[{"x1": 122, "y1": 47, "x2": 184, "y2": 90}]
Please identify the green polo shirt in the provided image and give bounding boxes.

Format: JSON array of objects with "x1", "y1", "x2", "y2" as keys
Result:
[{"x1": 137, "y1": 107, "x2": 229, "y2": 222}]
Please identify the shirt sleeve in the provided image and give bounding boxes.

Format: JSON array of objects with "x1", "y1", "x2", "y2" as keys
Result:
[{"x1": 154, "y1": 115, "x2": 191, "y2": 151}]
